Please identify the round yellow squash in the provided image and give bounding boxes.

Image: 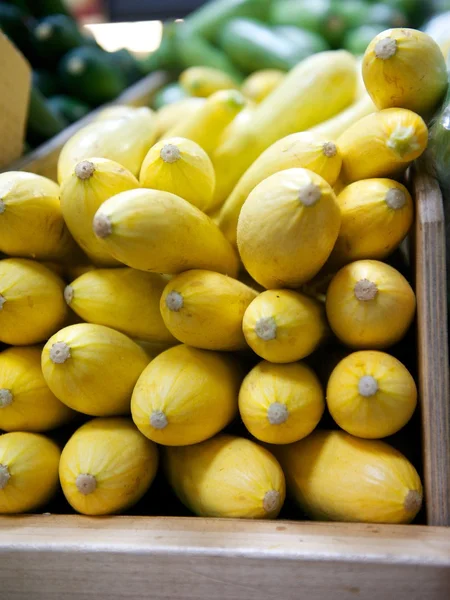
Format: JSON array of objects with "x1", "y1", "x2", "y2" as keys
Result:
[
  {"x1": 154, "y1": 98, "x2": 206, "y2": 139},
  {"x1": 325, "y1": 260, "x2": 416, "y2": 349},
  {"x1": 0, "y1": 431, "x2": 61, "y2": 514},
  {"x1": 0, "y1": 172, "x2": 78, "y2": 262},
  {"x1": 160, "y1": 269, "x2": 257, "y2": 351},
  {"x1": 239, "y1": 361, "x2": 324, "y2": 444},
  {"x1": 362, "y1": 28, "x2": 448, "y2": 117},
  {"x1": 59, "y1": 417, "x2": 158, "y2": 515},
  {"x1": 326, "y1": 350, "x2": 417, "y2": 438},
  {"x1": 0, "y1": 346, "x2": 74, "y2": 432},
  {"x1": 0, "y1": 258, "x2": 67, "y2": 345},
  {"x1": 65, "y1": 268, "x2": 175, "y2": 344},
  {"x1": 180, "y1": 66, "x2": 239, "y2": 97},
  {"x1": 164, "y1": 434, "x2": 286, "y2": 519},
  {"x1": 237, "y1": 168, "x2": 340, "y2": 289},
  {"x1": 139, "y1": 137, "x2": 216, "y2": 212},
  {"x1": 241, "y1": 69, "x2": 285, "y2": 103},
  {"x1": 41, "y1": 323, "x2": 149, "y2": 416},
  {"x1": 242, "y1": 289, "x2": 327, "y2": 363},
  {"x1": 92, "y1": 188, "x2": 239, "y2": 277},
  {"x1": 59, "y1": 157, "x2": 140, "y2": 266},
  {"x1": 131, "y1": 344, "x2": 241, "y2": 446},
  {"x1": 276, "y1": 429, "x2": 423, "y2": 523}
]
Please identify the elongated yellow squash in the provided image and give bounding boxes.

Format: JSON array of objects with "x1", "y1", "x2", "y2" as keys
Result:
[
  {"x1": 180, "y1": 66, "x2": 239, "y2": 97},
  {"x1": 160, "y1": 270, "x2": 257, "y2": 351},
  {"x1": 155, "y1": 98, "x2": 205, "y2": 139},
  {"x1": 131, "y1": 345, "x2": 241, "y2": 446},
  {"x1": 241, "y1": 69, "x2": 285, "y2": 103},
  {"x1": 93, "y1": 105, "x2": 138, "y2": 122},
  {"x1": 65, "y1": 268, "x2": 175, "y2": 343},
  {"x1": 363, "y1": 28, "x2": 448, "y2": 117},
  {"x1": 237, "y1": 168, "x2": 340, "y2": 289},
  {"x1": 41, "y1": 323, "x2": 149, "y2": 416},
  {"x1": 0, "y1": 432, "x2": 60, "y2": 514},
  {"x1": 0, "y1": 172, "x2": 79, "y2": 262},
  {"x1": 242, "y1": 289, "x2": 327, "y2": 363},
  {"x1": 218, "y1": 132, "x2": 342, "y2": 247},
  {"x1": 337, "y1": 108, "x2": 428, "y2": 183},
  {"x1": 276, "y1": 430, "x2": 423, "y2": 523},
  {"x1": 93, "y1": 189, "x2": 239, "y2": 277},
  {"x1": 58, "y1": 107, "x2": 157, "y2": 183},
  {"x1": 0, "y1": 258, "x2": 67, "y2": 345},
  {"x1": 239, "y1": 361, "x2": 324, "y2": 444},
  {"x1": 327, "y1": 350, "x2": 417, "y2": 439},
  {"x1": 326, "y1": 260, "x2": 416, "y2": 349},
  {"x1": 212, "y1": 50, "x2": 357, "y2": 206},
  {"x1": 139, "y1": 137, "x2": 216, "y2": 212},
  {"x1": 0, "y1": 346, "x2": 74, "y2": 432},
  {"x1": 309, "y1": 94, "x2": 377, "y2": 140},
  {"x1": 59, "y1": 418, "x2": 158, "y2": 516},
  {"x1": 165, "y1": 434, "x2": 286, "y2": 519},
  {"x1": 60, "y1": 157, "x2": 140, "y2": 266}
]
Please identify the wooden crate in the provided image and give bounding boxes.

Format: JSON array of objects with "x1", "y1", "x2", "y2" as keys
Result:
[{"x1": 0, "y1": 174, "x2": 448, "y2": 600}]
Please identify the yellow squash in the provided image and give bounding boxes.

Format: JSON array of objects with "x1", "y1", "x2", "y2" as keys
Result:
[
  {"x1": 241, "y1": 69, "x2": 285, "y2": 103},
  {"x1": 237, "y1": 168, "x2": 341, "y2": 289},
  {"x1": 41, "y1": 323, "x2": 149, "y2": 416},
  {"x1": 59, "y1": 417, "x2": 158, "y2": 515},
  {"x1": 66, "y1": 268, "x2": 175, "y2": 343},
  {"x1": 0, "y1": 172, "x2": 79, "y2": 262},
  {"x1": 58, "y1": 107, "x2": 157, "y2": 183},
  {"x1": 337, "y1": 108, "x2": 428, "y2": 183},
  {"x1": 325, "y1": 260, "x2": 416, "y2": 349},
  {"x1": 309, "y1": 94, "x2": 377, "y2": 140},
  {"x1": 154, "y1": 98, "x2": 206, "y2": 139},
  {"x1": 276, "y1": 430, "x2": 423, "y2": 523},
  {"x1": 139, "y1": 137, "x2": 216, "y2": 212},
  {"x1": 0, "y1": 258, "x2": 67, "y2": 345},
  {"x1": 160, "y1": 269, "x2": 257, "y2": 351},
  {"x1": 164, "y1": 434, "x2": 286, "y2": 519},
  {"x1": 239, "y1": 361, "x2": 324, "y2": 444},
  {"x1": 60, "y1": 157, "x2": 140, "y2": 266},
  {"x1": 218, "y1": 132, "x2": 342, "y2": 248},
  {"x1": 363, "y1": 28, "x2": 448, "y2": 117},
  {"x1": 328, "y1": 179, "x2": 414, "y2": 268},
  {"x1": 93, "y1": 105, "x2": 138, "y2": 122},
  {"x1": 242, "y1": 289, "x2": 327, "y2": 363},
  {"x1": 180, "y1": 66, "x2": 239, "y2": 97},
  {"x1": 0, "y1": 431, "x2": 61, "y2": 514},
  {"x1": 212, "y1": 50, "x2": 356, "y2": 207},
  {"x1": 93, "y1": 188, "x2": 239, "y2": 277},
  {"x1": 131, "y1": 344, "x2": 241, "y2": 446},
  {"x1": 0, "y1": 346, "x2": 74, "y2": 432},
  {"x1": 327, "y1": 350, "x2": 417, "y2": 438}
]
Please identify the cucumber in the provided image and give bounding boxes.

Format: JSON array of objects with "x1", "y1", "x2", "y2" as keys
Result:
[
  {"x1": 367, "y1": 3, "x2": 408, "y2": 28},
  {"x1": 273, "y1": 26, "x2": 330, "y2": 54},
  {"x1": 32, "y1": 68, "x2": 60, "y2": 96},
  {"x1": 107, "y1": 48, "x2": 143, "y2": 86},
  {"x1": 32, "y1": 14, "x2": 83, "y2": 62},
  {"x1": 218, "y1": 18, "x2": 309, "y2": 74},
  {"x1": 343, "y1": 24, "x2": 387, "y2": 55},
  {"x1": 47, "y1": 95, "x2": 90, "y2": 123},
  {"x1": 153, "y1": 83, "x2": 190, "y2": 110},
  {"x1": 26, "y1": 85, "x2": 67, "y2": 145},
  {"x1": 141, "y1": 22, "x2": 180, "y2": 73},
  {"x1": 59, "y1": 46, "x2": 127, "y2": 107},
  {"x1": 269, "y1": 0, "x2": 332, "y2": 33}
]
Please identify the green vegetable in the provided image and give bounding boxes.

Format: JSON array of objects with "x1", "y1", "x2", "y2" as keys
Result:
[
  {"x1": 3, "y1": 1, "x2": 30, "y2": 14},
  {"x1": 273, "y1": 26, "x2": 329, "y2": 54},
  {"x1": 152, "y1": 83, "x2": 190, "y2": 110},
  {"x1": 269, "y1": 0, "x2": 332, "y2": 33},
  {"x1": 32, "y1": 68, "x2": 60, "y2": 96},
  {"x1": 26, "y1": 85, "x2": 67, "y2": 145},
  {"x1": 323, "y1": 1, "x2": 372, "y2": 47},
  {"x1": 0, "y1": 3, "x2": 35, "y2": 58},
  {"x1": 32, "y1": 14, "x2": 83, "y2": 63},
  {"x1": 107, "y1": 48, "x2": 143, "y2": 86},
  {"x1": 141, "y1": 22, "x2": 180, "y2": 73},
  {"x1": 47, "y1": 95, "x2": 90, "y2": 123},
  {"x1": 25, "y1": 0, "x2": 71, "y2": 18},
  {"x1": 343, "y1": 24, "x2": 387, "y2": 55},
  {"x1": 367, "y1": 3, "x2": 407, "y2": 28}
]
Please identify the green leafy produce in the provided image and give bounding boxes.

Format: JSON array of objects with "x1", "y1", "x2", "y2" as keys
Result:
[
  {"x1": 32, "y1": 14, "x2": 83, "y2": 62},
  {"x1": 47, "y1": 95, "x2": 90, "y2": 124},
  {"x1": 152, "y1": 82, "x2": 190, "y2": 110}
]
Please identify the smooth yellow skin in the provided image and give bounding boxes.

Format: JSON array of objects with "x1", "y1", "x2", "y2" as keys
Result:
[
  {"x1": 309, "y1": 94, "x2": 377, "y2": 141},
  {"x1": 219, "y1": 132, "x2": 342, "y2": 248},
  {"x1": 58, "y1": 107, "x2": 157, "y2": 182},
  {"x1": 139, "y1": 137, "x2": 216, "y2": 212},
  {"x1": 0, "y1": 432, "x2": 61, "y2": 514},
  {"x1": 328, "y1": 179, "x2": 414, "y2": 268},
  {"x1": 212, "y1": 50, "x2": 357, "y2": 208},
  {"x1": 165, "y1": 89, "x2": 246, "y2": 158},
  {"x1": 276, "y1": 430, "x2": 423, "y2": 523},
  {"x1": 160, "y1": 269, "x2": 257, "y2": 351},
  {"x1": 0, "y1": 346, "x2": 74, "y2": 432},
  {"x1": 60, "y1": 157, "x2": 139, "y2": 266},
  {"x1": 242, "y1": 289, "x2": 327, "y2": 363},
  {"x1": 239, "y1": 361, "x2": 324, "y2": 444},
  {"x1": 67, "y1": 268, "x2": 175, "y2": 343},
  {"x1": 0, "y1": 172, "x2": 78, "y2": 262},
  {"x1": 237, "y1": 168, "x2": 341, "y2": 289},
  {"x1": 337, "y1": 108, "x2": 428, "y2": 183},
  {"x1": 155, "y1": 98, "x2": 205, "y2": 139},
  {"x1": 41, "y1": 323, "x2": 149, "y2": 416},
  {"x1": 180, "y1": 66, "x2": 239, "y2": 97},
  {"x1": 93, "y1": 105, "x2": 138, "y2": 122},
  {"x1": 131, "y1": 345, "x2": 241, "y2": 446},
  {"x1": 326, "y1": 260, "x2": 416, "y2": 349},
  {"x1": 216, "y1": 104, "x2": 256, "y2": 148},
  {"x1": 0, "y1": 258, "x2": 67, "y2": 345},
  {"x1": 165, "y1": 434, "x2": 286, "y2": 519},
  {"x1": 327, "y1": 350, "x2": 417, "y2": 439},
  {"x1": 59, "y1": 418, "x2": 158, "y2": 515},
  {"x1": 241, "y1": 69, "x2": 285, "y2": 103},
  {"x1": 362, "y1": 28, "x2": 448, "y2": 117},
  {"x1": 93, "y1": 188, "x2": 239, "y2": 277}
]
